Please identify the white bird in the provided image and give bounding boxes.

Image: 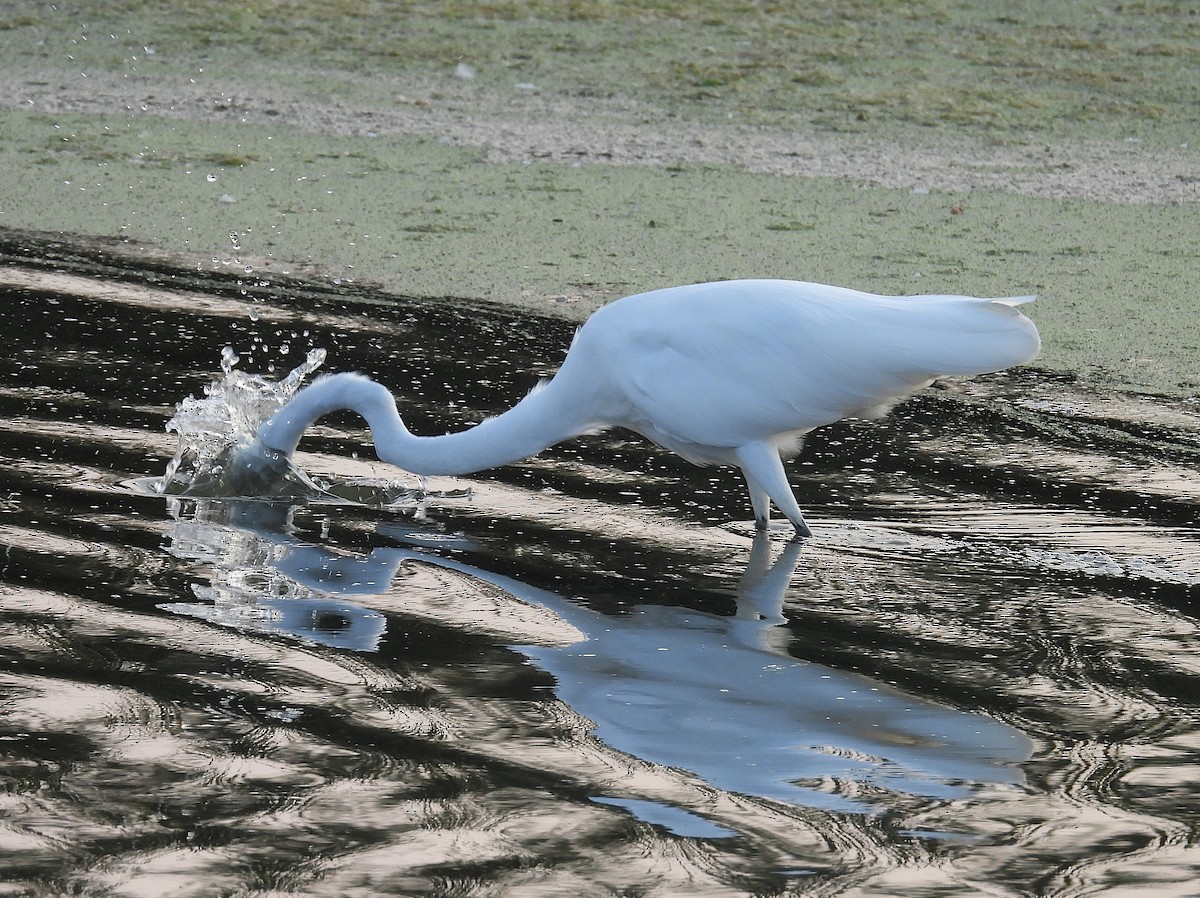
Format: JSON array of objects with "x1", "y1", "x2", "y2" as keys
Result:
[{"x1": 257, "y1": 279, "x2": 1040, "y2": 536}]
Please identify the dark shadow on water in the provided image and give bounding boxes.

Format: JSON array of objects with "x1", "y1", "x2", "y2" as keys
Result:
[{"x1": 3, "y1": 230, "x2": 1200, "y2": 894}]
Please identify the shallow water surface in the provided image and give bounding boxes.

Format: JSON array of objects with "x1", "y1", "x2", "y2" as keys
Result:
[{"x1": 2, "y1": 234, "x2": 1200, "y2": 896}]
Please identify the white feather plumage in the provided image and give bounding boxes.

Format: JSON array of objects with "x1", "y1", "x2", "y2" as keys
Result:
[{"x1": 259, "y1": 279, "x2": 1041, "y2": 535}]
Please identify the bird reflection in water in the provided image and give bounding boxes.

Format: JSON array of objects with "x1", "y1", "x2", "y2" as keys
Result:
[
  {"x1": 160, "y1": 497, "x2": 1032, "y2": 823},
  {"x1": 161, "y1": 498, "x2": 388, "y2": 653}
]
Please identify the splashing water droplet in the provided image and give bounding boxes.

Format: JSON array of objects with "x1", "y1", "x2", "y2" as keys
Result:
[
  {"x1": 156, "y1": 346, "x2": 428, "y2": 509},
  {"x1": 159, "y1": 347, "x2": 327, "y2": 496}
]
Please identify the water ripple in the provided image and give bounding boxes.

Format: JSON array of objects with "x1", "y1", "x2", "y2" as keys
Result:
[{"x1": 2, "y1": 249, "x2": 1200, "y2": 895}]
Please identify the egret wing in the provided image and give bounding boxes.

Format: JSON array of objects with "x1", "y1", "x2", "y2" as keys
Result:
[{"x1": 588, "y1": 280, "x2": 919, "y2": 450}]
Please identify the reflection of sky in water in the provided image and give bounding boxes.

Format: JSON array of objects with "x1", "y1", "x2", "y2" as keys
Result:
[
  {"x1": 591, "y1": 796, "x2": 737, "y2": 840},
  {"x1": 160, "y1": 498, "x2": 1031, "y2": 826}
]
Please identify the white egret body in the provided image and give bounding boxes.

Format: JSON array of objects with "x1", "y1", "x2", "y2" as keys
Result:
[{"x1": 258, "y1": 279, "x2": 1040, "y2": 535}]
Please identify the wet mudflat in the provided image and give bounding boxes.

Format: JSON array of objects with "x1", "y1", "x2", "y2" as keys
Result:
[{"x1": 2, "y1": 234, "x2": 1200, "y2": 896}]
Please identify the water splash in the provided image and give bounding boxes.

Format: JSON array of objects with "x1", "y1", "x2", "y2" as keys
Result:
[
  {"x1": 158, "y1": 346, "x2": 328, "y2": 498},
  {"x1": 156, "y1": 348, "x2": 466, "y2": 509}
]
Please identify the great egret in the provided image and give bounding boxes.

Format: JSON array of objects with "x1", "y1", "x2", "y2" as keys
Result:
[{"x1": 257, "y1": 279, "x2": 1040, "y2": 536}]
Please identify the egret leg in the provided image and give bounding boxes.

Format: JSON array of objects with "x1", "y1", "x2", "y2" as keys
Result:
[
  {"x1": 735, "y1": 441, "x2": 812, "y2": 538},
  {"x1": 740, "y1": 467, "x2": 772, "y2": 530}
]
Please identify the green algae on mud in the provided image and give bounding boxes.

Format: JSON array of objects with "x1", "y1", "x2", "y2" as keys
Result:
[{"x1": 2, "y1": 105, "x2": 1198, "y2": 395}]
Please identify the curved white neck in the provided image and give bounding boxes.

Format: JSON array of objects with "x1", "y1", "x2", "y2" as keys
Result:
[{"x1": 257, "y1": 372, "x2": 595, "y2": 477}]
